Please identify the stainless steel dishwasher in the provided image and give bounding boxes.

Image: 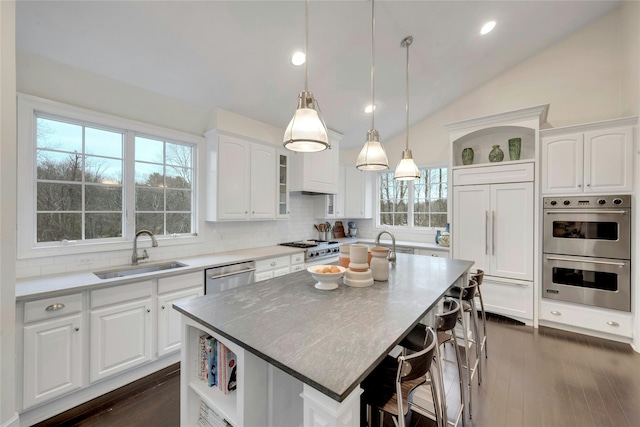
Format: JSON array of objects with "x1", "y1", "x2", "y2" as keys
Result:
[{"x1": 204, "y1": 261, "x2": 256, "y2": 294}]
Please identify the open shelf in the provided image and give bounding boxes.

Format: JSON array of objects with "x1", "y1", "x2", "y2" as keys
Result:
[{"x1": 451, "y1": 126, "x2": 536, "y2": 167}]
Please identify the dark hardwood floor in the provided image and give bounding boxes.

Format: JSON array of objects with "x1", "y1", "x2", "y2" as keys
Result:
[{"x1": 39, "y1": 315, "x2": 640, "y2": 427}]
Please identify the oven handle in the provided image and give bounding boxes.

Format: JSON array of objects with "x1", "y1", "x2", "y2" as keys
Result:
[
  {"x1": 545, "y1": 255, "x2": 627, "y2": 267},
  {"x1": 545, "y1": 210, "x2": 628, "y2": 215}
]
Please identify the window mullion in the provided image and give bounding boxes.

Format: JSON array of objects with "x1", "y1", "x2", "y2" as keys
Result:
[{"x1": 124, "y1": 130, "x2": 136, "y2": 239}]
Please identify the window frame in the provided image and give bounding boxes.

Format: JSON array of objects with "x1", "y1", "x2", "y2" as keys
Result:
[
  {"x1": 375, "y1": 164, "x2": 449, "y2": 236},
  {"x1": 17, "y1": 94, "x2": 205, "y2": 259}
]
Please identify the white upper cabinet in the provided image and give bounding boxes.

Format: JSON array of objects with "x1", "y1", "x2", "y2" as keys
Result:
[
  {"x1": 205, "y1": 131, "x2": 278, "y2": 221},
  {"x1": 290, "y1": 130, "x2": 342, "y2": 194},
  {"x1": 344, "y1": 167, "x2": 373, "y2": 219},
  {"x1": 541, "y1": 117, "x2": 636, "y2": 194}
]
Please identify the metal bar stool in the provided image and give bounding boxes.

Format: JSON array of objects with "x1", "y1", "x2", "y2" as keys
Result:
[
  {"x1": 445, "y1": 278, "x2": 482, "y2": 412},
  {"x1": 399, "y1": 300, "x2": 467, "y2": 427},
  {"x1": 361, "y1": 327, "x2": 445, "y2": 427},
  {"x1": 470, "y1": 269, "x2": 487, "y2": 359}
]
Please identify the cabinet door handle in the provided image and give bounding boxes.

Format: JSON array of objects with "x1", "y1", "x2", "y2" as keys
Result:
[
  {"x1": 45, "y1": 303, "x2": 65, "y2": 311},
  {"x1": 270, "y1": 261, "x2": 276, "y2": 267},
  {"x1": 485, "y1": 211, "x2": 489, "y2": 255},
  {"x1": 161, "y1": 305, "x2": 165, "y2": 310},
  {"x1": 492, "y1": 211, "x2": 496, "y2": 256},
  {"x1": 75, "y1": 326, "x2": 80, "y2": 332},
  {"x1": 606, "y1": 321, "x2": 620, "y2": 327},
  {"x1": 146, "y1": 308, "x2": 151, "y2": 313}
]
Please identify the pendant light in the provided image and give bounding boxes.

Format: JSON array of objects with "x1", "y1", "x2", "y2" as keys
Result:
[
  {"x1": 283, "y1": 0, "x2": 330, "y2": 153},
  {"x1": 356, "y1": 0, "x2": 388, "y2": 171},
  {"x1": 394, "y1": 36, "x2": 420, "y2": 181}
]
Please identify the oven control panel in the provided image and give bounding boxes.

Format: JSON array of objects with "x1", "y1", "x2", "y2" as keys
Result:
[{"x1": 543, "y1": 195, "x2": 631, "y2": 209}]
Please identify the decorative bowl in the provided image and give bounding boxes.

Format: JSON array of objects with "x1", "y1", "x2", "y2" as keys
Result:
[{"x1": 307, "y1": 265, "x2": 347, "y2": 290}]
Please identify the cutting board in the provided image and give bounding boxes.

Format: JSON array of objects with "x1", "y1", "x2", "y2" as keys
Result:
[{"x1": 333, "y1": 221, "x2": 345, "y2": 238}]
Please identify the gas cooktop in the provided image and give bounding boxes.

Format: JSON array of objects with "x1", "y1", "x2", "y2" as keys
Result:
[{"x1": 279, "y1": 240, "x2": 339, "y2": 249}]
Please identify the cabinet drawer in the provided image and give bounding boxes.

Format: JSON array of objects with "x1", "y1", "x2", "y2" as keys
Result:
[
  {"x1": 256, "y1": 256, "x2": 290, "y2": 272},
  {"x1": 453, "y1": 162, "x2": 534, "y2": 185},
  {"x1": 290, "y1": 263, "x2": 305, "y2": 273},
  {"x1": 91, "y1": 281, "x2": 152, "y2": 309},
  {"x1": 158, "y1": 271, "x2": 203, "y2": 294},
  {"x1": 481, "y1": 277, "x2": 533, "y2": 322},
  {"x1": 540, "y1": 300, "x2": 632, "y2": 338},
  {"x1": 24, "y1": 293, "x2": 83, "y2": 324},
  {"x1": 273, "y1": 267, "x2": 290, "y2": 277},
  {"x1": 416, "y1": 249, "x2": 449, "y2": 258},
  {"x1": 290, "y1": 253, "x2": 305, "y2": 265}
]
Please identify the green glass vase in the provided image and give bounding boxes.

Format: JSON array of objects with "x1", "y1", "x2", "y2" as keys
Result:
[
  {"x1": 461, "y1": 147, "x2": 474, "y2": 165},
  {"x1": 488, "y1": 145, "x2": 504, "y2": 162},
  {"x1": 508, "y1": 138, "x2": 522, "y2": 160}
]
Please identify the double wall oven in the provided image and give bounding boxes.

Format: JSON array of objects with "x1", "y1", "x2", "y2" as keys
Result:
[{"x1": 543, "y1": 195, "x2": 631, "y2": 312}]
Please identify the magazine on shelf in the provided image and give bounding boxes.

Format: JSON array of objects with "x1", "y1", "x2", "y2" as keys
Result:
[{"x1": 199, "y1": 400, "x2": 230, "y2": 427}]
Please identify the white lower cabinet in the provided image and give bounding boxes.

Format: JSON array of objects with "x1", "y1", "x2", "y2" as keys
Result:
[
  {"x1": 539, "y1": 300, "x2": 632, "y2": 339},
  {"x1": 157, "y1": 272, "x2": 204, "y2": 357},
  {"x1": 255, "y1": 255, "x2": 291, "y2": 281},
  {"x1": 90, "y1": 281, "x2": 153, "y2": 383},
  {"x1": 22, "y1": 293, "x2": 84, "y2": 410},
  {"x1": 480, "y1": 277, "x2": 533, "y2": 323},
  {"x1": 416, "y1": 248, "x2": 449, "y2": 258},
  {"x1": 18, "y1": 270, "x2": 204, "y2": 421},
  {"x1": 290, "y1": 253, "x2": 305, "y2": 273}
]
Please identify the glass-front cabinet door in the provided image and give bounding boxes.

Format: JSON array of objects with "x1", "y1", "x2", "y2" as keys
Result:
[{"x1": 277, "y1": 151, "x2": 290, "y2": 218}]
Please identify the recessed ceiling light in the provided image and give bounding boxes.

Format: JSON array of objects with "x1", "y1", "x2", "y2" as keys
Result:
[
  {"x1": 364, "y1": 104, "x2": 376, "y2": 113},
  {"x1": 480, "y1": 21, "x2": 496, "y2": 35},
  {"x1": 291, "y1": 51, "x2": 305, "y2": 66}
]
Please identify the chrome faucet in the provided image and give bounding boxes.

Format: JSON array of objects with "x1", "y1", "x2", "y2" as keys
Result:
[
  {"x1": 375, "y1": 230, "x2": 397, "y2": 266},
  {"x1": 132, "y1": 230, "x2": 158, "y2": 265}
]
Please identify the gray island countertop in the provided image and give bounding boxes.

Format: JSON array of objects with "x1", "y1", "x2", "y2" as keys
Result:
[{"x1": 173, "y1": 253, "x2": 473, "y2": 402}]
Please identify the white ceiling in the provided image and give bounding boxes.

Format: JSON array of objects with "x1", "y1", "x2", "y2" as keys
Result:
[{"x1": 16, "y1": 0, "x2": 620, "y2": 149}]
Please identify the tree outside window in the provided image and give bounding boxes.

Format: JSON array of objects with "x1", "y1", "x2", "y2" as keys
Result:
[{"x1": 378, "y1": 168, "x2": 447, "y2": 228}]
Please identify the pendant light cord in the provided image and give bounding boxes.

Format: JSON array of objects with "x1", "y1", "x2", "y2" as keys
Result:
[
  {"x1": 304, "y1": 0, "x2": 309, "y2": 93},
  {"x1": 370, "y1": 0, "x2": 375, "y2": 130},
  {"x1": 404, "y1": 37, "x2": 411, "y2": 151}
]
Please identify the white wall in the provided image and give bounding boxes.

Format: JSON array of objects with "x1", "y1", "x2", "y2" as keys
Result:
[{"x1": 0, "y1": 1, "x2": 18, "y2": 425}]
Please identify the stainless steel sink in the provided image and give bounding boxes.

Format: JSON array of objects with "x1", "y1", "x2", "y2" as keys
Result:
[{"x1": 94, "y1": 261, "x2": 188, "y2": 280}]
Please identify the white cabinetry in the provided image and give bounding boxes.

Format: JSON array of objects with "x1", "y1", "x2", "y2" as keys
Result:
[
  {"x1": 206, "y1": 132, "x2": 278, "y2": 221},
  {"x1": 453, "y1": 168, "x2": 534, "y2": 282},
  {"x1": 540, "y1": 300, "x2": 632, "y2": 339},
  {"x1": 447, "y1": 105, "x2": 547, "y2": 325},
  {"x1": 541, "y1": 117, "x2": 636, "y2": 194},
  {"x1": 255, "y1": 255, "x2": 291, "y2": 281},
  {"x1": 290, "y1": 253, "x2": 305, "y2": 273},
  {"x1": 277, "y1": 150, "x2": 291, "y2": 218},
  {"x1": 89, "y1": 281, "x2": 153, "y2": 383},
  {"x1": 21, "y1": 293, "x2": 84, "y2": 410},
  {"x1": 157, "y1": 272, "x2": 204, "y2": 357},
  {"x1": 315, "y1": 166, "x2": 345, "y2": 219},
  {"x1": 344, "y1": 167, "x2": 373, "y2": 219},
  {"x1": 290, "y1": 130, "x2": 342, "y2": 194}
]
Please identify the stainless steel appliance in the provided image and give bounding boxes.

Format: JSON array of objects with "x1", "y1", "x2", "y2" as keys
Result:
[
  {"x1": 205, "y1": 261, "x2": 256, "y2": 294},
  {"x1": 279, "y1": 240, "x2": 341, "y2": 264},
  {"x1": 542, "y1": 195, "x2": 631, "y2": 311}
]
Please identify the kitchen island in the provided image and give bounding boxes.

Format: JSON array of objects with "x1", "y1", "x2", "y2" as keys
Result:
[{"x1": 173, "y1": 253, "x2": 473, "y2": 427}]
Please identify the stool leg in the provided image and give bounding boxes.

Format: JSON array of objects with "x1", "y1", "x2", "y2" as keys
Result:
[
  {"x1": 477, "y1": 289, "x2": 488, "y2": 359},
  {"x1": 469, "y1": 298, "x2": 482, "y2": 386},
  {"x1": 450, "y1": 328, "x2": 468, "y2": 426},
  {"x1": 433, "y1": 342, "x2": 448, "y2": 427}
]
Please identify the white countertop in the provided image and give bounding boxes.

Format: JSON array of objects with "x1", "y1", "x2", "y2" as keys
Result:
[{"x1": 16, "y1": 245, "x2": 304, "y2": 300}]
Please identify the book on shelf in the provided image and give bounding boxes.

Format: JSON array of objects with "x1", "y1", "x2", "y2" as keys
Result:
[
  {"x1": 217, "y1": 341, "x2": 237, "y2": 395},
  {"x1": 199, "y1": 334, "x2": 208, "y2": 381},
  {"x1": 206, "y1": 336, "x2": 218, "y2": 387}
]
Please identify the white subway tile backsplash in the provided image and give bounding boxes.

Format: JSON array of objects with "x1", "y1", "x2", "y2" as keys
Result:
[{"x1": 15, "y1": 193, "x2": 349, "y2": 279}]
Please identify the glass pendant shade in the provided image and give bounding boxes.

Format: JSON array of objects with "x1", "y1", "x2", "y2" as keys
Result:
[
  {"x1": 283, "y1": 90, "x2": 329, "y2": 153},
  {"x1": 356, "y1": 130, "x2": 388, "y2": 171},
  {"x1": 394, "y1": 148, "x2": 420, "y2": 180}
]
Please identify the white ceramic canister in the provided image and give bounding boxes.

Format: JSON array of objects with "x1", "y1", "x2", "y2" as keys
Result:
[
  {"x1": 370, "y1": 246, "x2": 389, "y2": 281},
  {"x1": 349, "y1": 244, "x2": 368, "y2": 264},
  {"x1": 339, "y1": 244, "x2": 350, "y2": 268}
]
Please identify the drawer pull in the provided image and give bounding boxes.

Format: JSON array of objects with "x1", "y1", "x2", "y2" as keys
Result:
[
  {"x1": 161, "y1": 305, "x2": 165, "y2": 309},
  {"x1": 606, "y1": 321, "x2": 620, "y2": 327},
  {"x1": 550, "y1": 310, "x2": 562, "y2": 316},
  {"x1": 431, "y1": 254, "x2": 438, "y2": 257},
  {"x1": 270, "y1": 262, "x2": 276, "y2": 267},
  {"x1": 45, "y1": 303, "x2": 65, "y2": 311},
  {"x1": 147, "y1": 308, "x2": 151, "y2": 313},
  {"x1": 75, "y1": 327, "x2": 79, "y2": 332}
]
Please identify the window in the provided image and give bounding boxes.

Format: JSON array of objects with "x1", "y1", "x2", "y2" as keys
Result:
[
  {"x1": 18, "y1": 95, "x2": 203, "y2": 258},
  {"x1": 378, "y1": 167, "x2": 447, "y2": 228}
]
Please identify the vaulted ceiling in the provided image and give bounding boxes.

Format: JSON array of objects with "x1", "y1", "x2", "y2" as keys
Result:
[{"x1": 16, "y1": 0, "x2": 619, "y2": 148}]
